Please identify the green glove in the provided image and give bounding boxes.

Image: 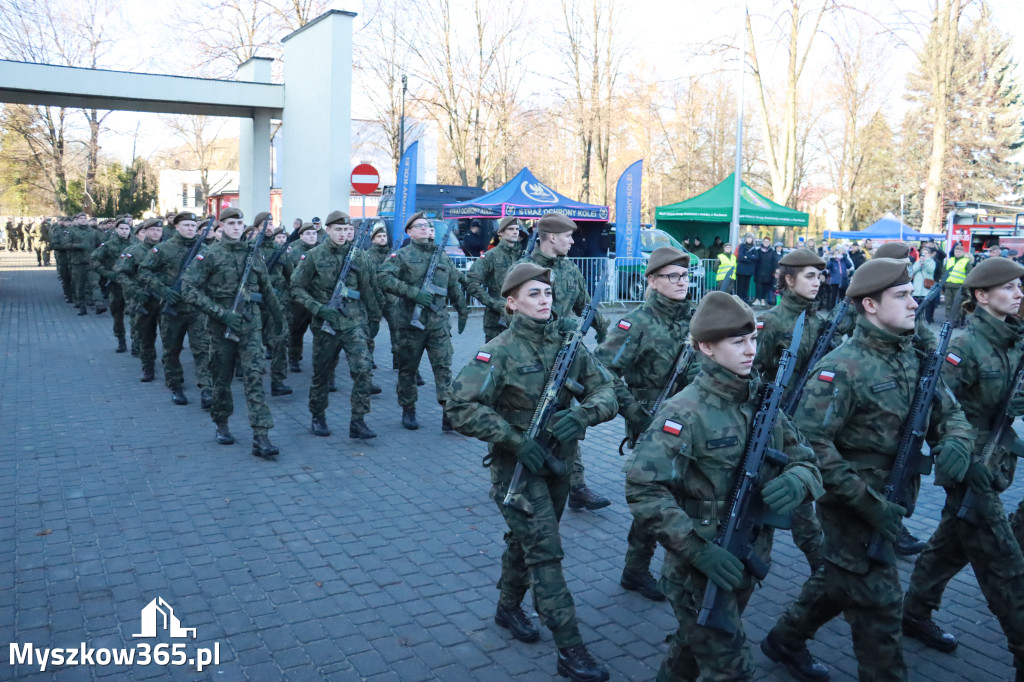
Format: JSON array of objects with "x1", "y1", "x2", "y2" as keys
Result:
[
  {"x1": 760, "y1": 471, "x2": 806, "y2": 515},
  {"x1": 691, "y1": 542, "x2": 744, "y2": 591},
  {"x1": 221, "y1": 310, "x2": 244, "y2": 331},
  {"x1": 549, "y1": 408, "x2": 588, "y2": 443},
  {"x1": 1008, "y1": 392, "x2": 1024, "y2": 418},
  {"x1": 515, "y1": 438, "x2": 546, "y2": 474},
  {"x1": 320, "y1": 306, "x2": 343, "y2": 329},
  {"x1": 965, "y1": 460, "x2": 993, "y2": 493},
  {"x1": 557, "y1": 316, "x2": 578, "y2": 333},
  {"x1": 861, "y1": 498, "x2": 907, "y2": 542},
  {"x1": 624, "y1": 403, "x2": 654, "y2": 435},
  {"x1": 163, "y1": 289, "x2": 182, "y2": 305},
  {"x1": 594, "y1": 326, "x2": 607, "y2": 344},
  {"x1": 458, "y1": 313, "x2": 468, "y2": 334},
  {"x1": 935, "y1": 438, "x2": 972, "y2": 483},
  {"x1": 413, "y1": 289, "x2": 434, "y2": 307}
]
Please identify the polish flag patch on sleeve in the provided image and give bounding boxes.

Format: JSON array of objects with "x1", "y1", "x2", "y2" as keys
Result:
[
  {"x1": 756, "y1": 320, "x2": 764, "y2": 330},
  {"x1": 299, "y1": 254, "x2": 306, "y2": 260},
  {"x1": 195, "y1": 254, "x2": 204, "y2": 261},
  {"x1": 662, "y1": 419, "x2": 682, "y2": 436},
  {"x1": 617, "y1": 319, "x2": 631, "y2": 330},
  {"x1": 152, "y1": 247, "x2": 159, "y2": 253},
  {"x1": 818, "y1": 370, "x2": 836, "y2": 383},
  {"x1": 945, "y1": 353, "x2": 962, "y2": 366},
  {"x1": 475, "y1": 351, "x2": 491, "y2": 363}
]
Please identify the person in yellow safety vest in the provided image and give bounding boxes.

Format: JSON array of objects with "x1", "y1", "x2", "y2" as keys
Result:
[
  {"x1": 716, "y1": 242, "x2": 737, "y2": 291},
  {"x1": 944, "y1": 242, "x2": 973, "y2": 322}
]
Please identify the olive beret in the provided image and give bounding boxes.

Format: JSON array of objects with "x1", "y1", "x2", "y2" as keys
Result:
[
  {"x1": 537, "y1": 213, "x2": 576, "y2": 233},
  {"x1": 297, "y1": 222, "x2": 317, "y2": 235},
  {"x1": 778, "y1": 247, "x2": 825, "y2": 269},
  {"x1": 501, "y1": 262, "x2": 552, "y2": 297},
  {"x1": 689, "y1": 291, "x2": 756, "y2": 343},
  {"x1": 404, "y1": 211, "x2": 427, "y2": 231},
  {"x1": 846, "y1": 257, "x2": 912, "y2": 298},
  {"x1": 962, "y1": 256, "x2": 1024, "y2": 289},
  {"x1": 873, "y1": 241, "x2": 910, "y2": 259},
  {"x1": 325, "y1": 210, "x2": 350, "y2": 226},
  {"x1": 269, "y1": 226, "x2": 285, "y2": 238},
  {"x1": 173, "y1": 211, "x2": 198, "y2": 225},
  {"x1": 219, "y1": 207, "x2": 243, "y2": 221},
  {"x1": 115, "y1": 215, "x2": 132, "y2": 228},
  {"x1": 371, "y1": 223, "x2": 387, "y2": 238},
  {"x1": 498, "y1": 216, "x2": 521, "y2": 231},
  {"x1": 140, "y1": 218, "x2": 163, "y2": 230},
  {"x1": 645, "y1": 246, "x2": 690, "y2": 276},
  {"x1": 252, "y1": 211, "x2": 273, "y2": 227}
]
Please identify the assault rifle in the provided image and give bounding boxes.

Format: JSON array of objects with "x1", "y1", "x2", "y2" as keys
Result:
[
  {"x1": 265, "y1": 243, "x2": 289, "y2": 274},
  {"x1": 619, "y1": 344, "x2": 696, "y2": 455},
  {"x1": 163, "y1": 218, "x2": 213, "y2": 317},
  {"x1": 523, "y1": 226, "x2": 539, "y2": 257},
  {"x1": 697, "y1": 312, "x2": 805, "y2": 635},
  {"x1": 223, "y1": 215, "x2": 270, "y2": 342},
  {"x1": 320, "y1": 223, "x2": 371, "y2": 335},
  {"x1": 956, "y1": 348, "x2": 1024, "y2": 524},
  {"x1": 503, "y1": 278, "x2": 606, "y2": 516},
  {"x1": 780, "y1": 299, "x2": 850, "y2": 417},
  {"x1": 410, "y1": 221, "x2": 457, "y2": 330},
  {"x1": 717, "y1": 265, "x2": 735, "y2": 293}
]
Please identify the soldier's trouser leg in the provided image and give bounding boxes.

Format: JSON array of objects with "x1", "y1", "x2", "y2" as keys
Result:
[
  {"x1": 110, "y1": 285, "x2": 126, "y2": 339},
  {"x1": 790, "y1": 501, "x2": 825, "y2": 570},
  {"x1": 396, "y1": 327, "x2": 427, "y2": 408},
  {"x1": 34, "y1": 246, "x2": 42, "y2": 265},
  {"x1": 624, "y1": 519, "x2": 657, "y2": 575},
  {"x1": 43, "y1": 246, "x2": 50, "y2": 266},
  {"x1": 660, "y1": 574, "x2": 756, "y2": 681},
  {"x1": 270, "y1": 308, "x2": 290, "y2": 384},
  {"x1": 493, "y1": 473, "x2": 582, "y2": 649},
  {"x1": 186, "y1": 311, "x2": 212, "y2": 389},
  {"x1": 424, "y1": 325, "x2": 453, "y2": 404},
  {"x1": 1012, "y1": 498, "x2": 1024, "y2": 550},
  {"x1": 71, "y1": 262, "x2": 92, "y2": 306},
  {"x1": 289, "y1": 303, "x2": 312, "y2": 364},
  {"x1": 309, "y1": 329, "x2": 344, "y2": 419},
  {"x1": 137, "y1": 308, "x2": 160, "y2": 372},
  {"x1": 570, "y1": 443, "x2": 587, "y2": 489},
  {"x1": 209, "y1": 318, "x2": 273, "y2": 434},
  {"x1": 160, "y1": 313, "x2": 188, "y2": 390},
  {"x1": 367, "y1": 317, "x2": 380, "y2": 359},
  {"x1": 342, "y1": 326, "x2": 373, "y2": 418},
  {"x1": 56, "y1": 254, "x2": 72, "y2": 299}
]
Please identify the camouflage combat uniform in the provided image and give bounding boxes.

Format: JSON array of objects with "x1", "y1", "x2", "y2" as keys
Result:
[
  {"x1": 769, "y1": 315, "x2": 972, "y2": 682},
  {"x1": 625, "y1": 357, "x2": 823, "y2": 681},
  {"x1": 447, "y1": 312, "x2": 618, "y2": 648},
  {"x1": 290, "y1": 239, "x2": 380, "y2": 423},
  {"x1": 466, "y1": 238, "x2": 522, "y2": 341},
  {"x1": 260, "y1": 242, "x2": 293, "y2": 387},
  {"x1": 38, "y1": 220, "x2": 51, "y2": 266},
  {"x1": 115, "y1": 237, "x2": 163, "y2": 376},
  {"x1": 68, "y1": 223, "x2": 100, "y2": 309},
  {"x1": 91, "y1": 232, "x2": 133, "y2": 346},
  {"x1": 287, "y1": 240, "x2": 318, "y2": 368},
  {"x1": 49, "y1": 221, "x2": 74, "y2": 301},
  {"x1": 138, "y1": 234, "x2": 213, "y2": 393},
  {"x1": 366, "y1": 242, "x2": 394, "y2": 365},
  {"x1": 594, "y1": 290, "x2": 694, "y2": 580},
  {"x1": 182, "y1": 237, "x2": 284, "y2": 437},
  {"x1": 904, "y1": 307, "x2": 1024, "y2": 675}
]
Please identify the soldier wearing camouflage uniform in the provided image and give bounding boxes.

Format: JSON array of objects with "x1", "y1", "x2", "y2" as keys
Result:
[
  {"x1": 258, "y1": 219, "x2": 294, "y2": 397},
  {"x1": 90, "y1": 216, "x2": 133, "y2": 353},
  {"x1": 366, "y1": 223, "x2": 395, "y2": 369},
  {"x1": 594, "y1": 246, "x2": 695, "y2": 603},
  {"x1": 448, "y1": 262, "x2": 617, "y2": 682},
  {"x1": 378, "y1": 212, "x2": 469, "y2": 431},
  {"x1": 182, "y1": 208, "x2": 285, "y2": 459},
  {"x1": 67, "y1": 214, "x2": 101, "y2": 314},
  {"x1": 116, "y1": 219, "x2": 165, "y2": 382},
  {"x1": 752, "y1": 247, "x2": 830, "y2": 574},
  {"x1": 466, "y1": 216, "x2": 524, "y2": 342},
  {"x1": 138, "y1": 211, "x2": 214, "y2": 408},
  {"x1": 49, "y1": 217, "x2": 75, "y2": 302},
  {"x1": 762, "y1": 258, "x2": 974, "y2": 682},
  {"x1": 38, "y1": 218, "x2": 51, "y2": 266},
  {"x1": 901, "y1": 257, "x2": 1024, "y2": 681},
  {"x1": 287, "y1": 223, "x2": 321, "y2": 373},
  {"x1": 290, "y1": 210, "x2": 381, "y2": 440},
  {"x1": 517, "y1": 212, "x2": 610, "y2": 511}
]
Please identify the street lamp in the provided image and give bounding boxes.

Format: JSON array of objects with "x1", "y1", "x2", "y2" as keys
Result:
[{"x1": 399, "y1": 75, "x2": 408, "y2": 162}]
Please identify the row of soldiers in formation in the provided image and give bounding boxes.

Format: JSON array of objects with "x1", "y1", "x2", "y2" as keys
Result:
[{"x1": 3, "y1": 215, "x2": 53, "y2": 264}]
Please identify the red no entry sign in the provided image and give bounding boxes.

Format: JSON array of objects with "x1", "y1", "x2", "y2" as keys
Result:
[{"x1": 351, "y1": 164, "x2": 380, "y2": 195}]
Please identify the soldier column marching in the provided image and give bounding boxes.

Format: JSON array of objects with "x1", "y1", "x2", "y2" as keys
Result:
[
  {"x1": 365, "y1": 223, "x2": 394, "y2": 370},
  {"x1": 466, "y1": 216, "x2": 524, "y2": 342},
  {"x1": 90, "y1": 216, "x2": 133, "y2": 353},
  {"x1": 287, "y1": 223, "x2": 321, "y2": 373}
]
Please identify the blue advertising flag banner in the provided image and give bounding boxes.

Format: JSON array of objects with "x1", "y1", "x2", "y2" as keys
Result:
[
  {"x1": 615, "y1": 160, "x2": 643, "y2": 265},
  {"x1": 393, "y1": 141, "x2": 419, "y2": 245}
]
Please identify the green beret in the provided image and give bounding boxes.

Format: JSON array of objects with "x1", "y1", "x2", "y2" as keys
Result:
[
  {"x1": 689, "y1": 291, "x2": 756, "y2": 343},
  {"x1": 219, "y1": 207, "x2": 243, "y2": 221},
  {"x1": 873, "y1": 241, "x2": 910, "y2": 260},
  {"x1": 537, "y1": 213, "x2": 576, "y2": 233},
  {"x1": 846, "y1": 258, "x2": 912, "y2": 298},
  {"x1": 370, "y1": 223, "x2": 387, "y2": 238},
  {"x1": 778, "y1": 247, "x2": 825, "y2": 269},
  {"x1": 325, "y1": 210, "x2": 350, "y2": 226},
  {"x1": 962, "y1": 257, "x2": 1024, "y2": 289},
  {"x1": 501, "y1": 262, "x2": 552, "y2": 297},
  {"x1": 297, "y1": 222, "x2": 317, "y2": 235},
  {"x1": 404, "y1": 211, "x2": 427, "y2": 231},
  {"x1": 645, "y1": 246, "x2": 690, "y2": 276},
  {"x1": 498, "y1": 216, "x2": 520, "y2": 231},
  {"x1": 115, "y1": 216, "x2": 131, "y2": 228},
  {"x1": 252, "y1": 211, "x2": 273, "y2": 227},
  {"x1": 173, "y1": 211, "x2": 198, "y2": 225},
  {"x1": 269, "y1": 226, "x2": 285, "y2": 238},
  {"x1": 140, "y1": 218, "x2": 163, "y2": 230}
]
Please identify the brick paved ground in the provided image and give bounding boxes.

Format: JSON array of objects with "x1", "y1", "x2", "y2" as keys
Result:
[{"x1": 1, "y1": 249, "x2": 1019, "y2": 681}]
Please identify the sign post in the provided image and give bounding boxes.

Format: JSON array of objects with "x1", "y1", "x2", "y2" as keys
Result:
[{"x1": 351, "y1": 163, "x2": 380, "y2": 220}]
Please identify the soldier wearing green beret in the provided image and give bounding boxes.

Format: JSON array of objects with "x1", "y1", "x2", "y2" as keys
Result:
[
  {"x1": 595, "y1": 246, "x2": 695, "y2": 602},
  {"x1": 287, "y1": 222, "x2": 322, "y2": 373},
  {"x1": 67, "y1": 212, "x2": 102, "y2": 314},
  {"x1": 466, "y1": 216, "x2": 525, "y2": 342},
  {"x1": 901, "y1": 257, "x2": 1024, "y2": 678},
  {"x1": 762, "y1": 258, "x2": 973, "y2": 682},
  {"x1": 447, "y1": 263, "x2": 617, "y2": 682},
  {"x1": 115, "y1": 219, "x2": 166, "y2": 381},
  {"x1": 256, "y1": 216, "x2": 294, "y2": 398},
  {"x1": 625, "y1": 290, "x2": 824, "y2": 682},
  {"x1": 366, "y1": 222, "x2": 395, "y2": 369},
  {"x1": 49, "y1": 217, "x2": 75, "y2": 302},
  {"x1": 90, "y1": 216, "x2": 134, "y2": 353}
]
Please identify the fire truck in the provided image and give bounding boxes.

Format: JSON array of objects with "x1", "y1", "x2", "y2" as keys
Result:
[{"x1": 946, "y1": 201, "x2": 1024, "y2": 255}]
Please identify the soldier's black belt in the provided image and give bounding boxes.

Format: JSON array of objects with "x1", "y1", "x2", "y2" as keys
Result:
[{"x1": 683, "y1": 499, "x2": 728, "y2": 526}]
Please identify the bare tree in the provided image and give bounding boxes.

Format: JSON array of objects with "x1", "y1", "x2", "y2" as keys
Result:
[{"x1": 162, "y1": 115, "x2": 235, "y2": 207}]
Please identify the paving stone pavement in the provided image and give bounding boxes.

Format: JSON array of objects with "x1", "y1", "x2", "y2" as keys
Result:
[{"x1": 1, "y1": 250, "x2": 1020, "y2": 681}]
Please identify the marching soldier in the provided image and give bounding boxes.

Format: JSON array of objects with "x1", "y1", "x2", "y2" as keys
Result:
[
  {"x1": 182, "y1": 208, "x2": 286, "y2": 459},
  {"x1": 115, "y1": 219, "x2": 165, "y2": 382},
  {"x1": 902, "y1": 257, "x2": 1024, "y2": 681},
  {"x1": 39, "y1": 217, "x2": 51, "y2": 266},
  {"x1": 378, "y1": 212, "x2": 469, "y2": 431},
  {"x1": 366, "y1": 223, "x2": 395, "y2": 370},
  {"x1": 447, "y1": 263, "x2": 617, "y2": 682},
  {"x1": 290, "y1": 210, "x2": 381, "y2": 439},
  {"x1": 138, "y1": 211, "x2": 214, "y2": 408},
  {"x1": 259, "y1": 218, "x2": 294, "y2": 397},
  {"x1": 50, "y1": 217, "x2": 75, "y2": 302},
  {"x1": 466, "y1": 216, "x2": 524, "y2": 342},
  {"x1": 594, "y1": 246, "x2": 695, "y2": 602},
  {"x1": 517, "y1": 212, "x2": 610, "y2": 511},
  {"x1": 68, "y1": 213, "x2": 101, "y2": 314},
  {"x1": 90, "y1": 216, "x2": 133, "y2": 353},
  {"x1": 761, "y1": 258, "x2": 973, "y2": 682},
  {"x1": 625, "y1": 290, "x2": 824, "y2": 682},
  {"x1": 287, "y1": 222, "x2": 321, "y2": 373}
]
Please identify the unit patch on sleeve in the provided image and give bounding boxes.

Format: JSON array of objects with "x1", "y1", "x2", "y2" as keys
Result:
[
  {"x1": 818, "y1": 370, "x2": 836, "y2": 383},
  {"x1": 617, "y1": 320, "x2": 631, "y2": 331},
  {"x1": 475, "y1": 351, "x2": 492, "y2": 363},
  {"x1": 945, "y1": 353, "x2": 961, "y2": 366},
  {"x1": 662, "y1": 419, "x2": 682, "y2": 436}
]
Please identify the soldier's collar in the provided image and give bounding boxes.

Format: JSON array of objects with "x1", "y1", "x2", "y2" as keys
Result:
[
  {"x1": 531, "y1": 250, "x2": 560, "y2": 267},
  {"x1": 509, "y1": 311, "x2": 558, "y2": 341},
  {"x1": 970, "y1": 306, "x2": 1022, "y2": 349},
  {"x1": 854, "y1": 315, "x2": 914, "y2": 352},
  {"x1": 696, "y1": 355, "x2": 760, "y2": 403},
  {"x1": 647, "y1": 289, "x2": 690, "y2": 321},
  {"x1": 780, "y1": 288, "x2": 817, "y2": 313}
]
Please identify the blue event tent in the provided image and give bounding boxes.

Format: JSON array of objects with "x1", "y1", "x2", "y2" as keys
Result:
[
  {"x1": 442, "y1": 167, "x2": 610, "y2": 221},
  {"x1": 823, "y1": 212, "x2": 945, "y2": 241}
]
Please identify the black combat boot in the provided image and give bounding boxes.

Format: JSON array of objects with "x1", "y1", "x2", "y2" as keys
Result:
[
  {"x1": 311, "y1": 416, "x2": 331, "y2": 437},
  {"x1": 896, "y1": 527, "x2": 926, "y2": 556},
  {"x1": 200, "y1": 389, "x2": 213, "y2": 410},
  {"x1": 95, "y1": 304, "x2": 107, "y2": 315},
  {"x1": 556, "y1": 644, "x2": 609, "y2": 682},
  {"x1": 760, "y1": 630, "x2": 831, "y2": 681},
  {"x1": 115, "y1": 336, "x2": 127, "y2": 353},
  {"x1": 442, "y1": 413, "x2": 454, "y2": 432},
  {"x1": 140, "y1": 367, "x2": 155, "y2": 383},
  {"x1": 568, "y1": 486, "x2": 611, "y2": 511},
  {"x1": 370, "y1": 382, "x2": 382, "y2": 395},
  {"x1": 620, "y1": 568, "x2": 665, "y2": 602},
  {"x1": 289, "y1": 359, "x2": 301, "y2": 373},
  {"x1": 77, "y1": 305, "x2": 88, "y2": 315},
  {"x1": 131, "y1": 344, "x2": 140, "y2": 357},
  {"x1": 170, "y1": 387, "x2": 188, "y2": 405},
  {"x1": 902, "y1": 612, "x2": 957, "y2": 652},
  {"x1": 271, "y1": 382, "x2": 293, "y2": 396},
  {"x1": 349, "y1": 418, "x2": 377, "y2": 439},
  {"x1": 252, "y1": 434, "x2": 279, "y2": 459},
  {"x1": 401, "y1": 407, "x2": 419, "y2": 430},
  {"x1": 494, "y1": 602, "x2": 539, "y2": 643},
  {"x1": 415, "y1": 371, "x2": 425, "y2": 386},
  {"x1": 215, "y1": 423, "x2": 235, "y2": 445}
]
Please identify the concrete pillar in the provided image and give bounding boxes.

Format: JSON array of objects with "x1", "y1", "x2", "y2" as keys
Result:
[
  {"x1": 236, "y1": 57, "x2": 273, "y2": 223},
  {"x1": 281, "y1": 10, "x2": 355, "y2": 225}
]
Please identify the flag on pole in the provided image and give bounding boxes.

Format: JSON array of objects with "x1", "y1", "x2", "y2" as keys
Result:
[
  {"x1": 393, "y1": 141, "x2": 419, "y2": 246},
  {"x1": 615, "y1": 160, "x2": 643, "y2": 265}
]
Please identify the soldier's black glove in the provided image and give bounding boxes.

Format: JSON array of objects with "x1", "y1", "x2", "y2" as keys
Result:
[
  {"x1": 549, "y1": 408, "x2": 588, "y2": 443},
  {"x1": 163, "y1": 289, "x2": 181, "y2": 305},
  {"x1": 220, "y1": 310, "x2": 245, "y2": 331},
  {"x1": 935, "y1": 438, "x2": 972, "y2": 483},
  {"x1": 457, "y1": 312, "x2": 468, "y2": 334},
  {"x1": 761, "y1": 471, "x2": 806, "y2": 515},
  {"x1": 861, "y1": 498, "x2": 907, "y2": 543},
  {"x1": 319, "y1": 307, "x2": 343, "y2": 329},
  {"x1": 624, "y1": 403, "x2": 654, "y2": 435},
  {"x1": 413, "y1": 289, "x2": 434, "y2": 307},
  {"x1": 1008, "y1": 392, "x2": 1024, "y2": 418},
  {"x1": 965, "y1": 460, "x2": 994, "y2": 493},
  {"x1": 691, "y1": 542, "x2": 744, "y2": 591}
]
